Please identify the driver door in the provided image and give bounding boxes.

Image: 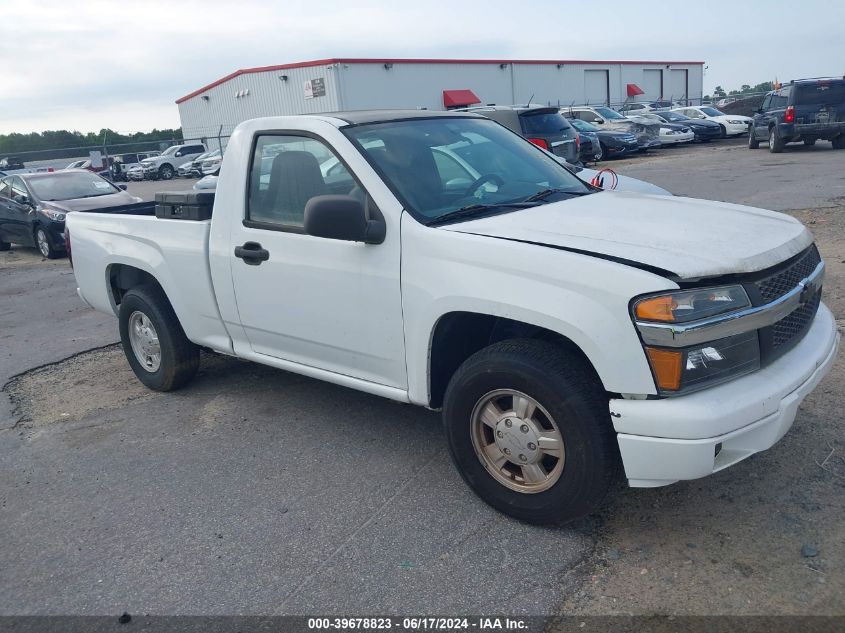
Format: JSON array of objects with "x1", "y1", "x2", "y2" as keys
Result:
[{"x1": 1, "y1": 177, "x2": 35, "y2": 245}]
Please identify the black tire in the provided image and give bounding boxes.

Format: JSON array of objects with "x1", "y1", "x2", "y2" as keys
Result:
[
  {"x1": 159, "y1": 164, "x2": 175, "y2": 180},
  {"x1": 118, "y1": 284, "x2": 199, "y2": 391},
  {"x1": 442, "y1": 339, "x2": 619, "y2": 525},
  {"x1": 803, "y1": 138, "x2": 816, "y2": 146},
  {"x1": 832, "y1": 135, "x2": 845, "y2": 150},
  {"x1": 718, "y1": 124, "x2": 727, "y2": 139},
  {"x1": 769, "y1": 127, "x2": 785, "y2": 153},
  {"x1": 0, "y1": 239, "x2": 10, "y2": 251},
  {"x1": 748, "y1": 126, "x2": 760, "y2": 149},
  {"x1": 35, "y1": 227, "x2": 61, "y2": 259}
]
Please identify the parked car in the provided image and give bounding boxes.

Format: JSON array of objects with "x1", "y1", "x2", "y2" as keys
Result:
[
  {"x1": 460, "y1": 105, "x2": 581, "y2": 165},
  {"x1": 567, "y1": 118, "x2": 639, "y2": 159},
  {"x1": 0, "y1": 156, "x2": 25, "y2": 171},
  {"x1": 110, "y1": 152, "x2": 161, "y2": 181},
  {"x1": 618, "y1": 101, "x2": 668, "y2": 115},
  {"x1": 0, "y1": 170, "x2": 144, "y2": 258},
  {"x1": 565, "y1": 106, "x2": 661, "y2": 150},
  {"x1": 627, "y1": 113, "x2": 695, "y2": 145},
  {"x1": 649, "y1": 110, "x2": 722, "y2": 142},
  {"x1": 716, "y1": 97, "x2": 738, "y2": 108},
  {"x1": 671, "y1": 106, "x2": 752, "y2": 137},
  {"x1": 65, "y1": 160, "x2": 90, "y2": 170},
  {"x1": 139, "y1": 143, "x2": 207, "y2": 180},
  {"x1": 126, "y1": 164, "x2": 146, "y2": 181},
  {"x1": 749, "y1": 78, "x2": 845, "y2": 153},
  {"x1": 66, "y1": 110, "x2": 837, "y2": 525},
  {"x1": 200, "y1": 149, "x2": 223, "y2": 176}
]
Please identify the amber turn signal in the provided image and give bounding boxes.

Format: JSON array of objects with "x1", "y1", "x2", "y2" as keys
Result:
[
  {"x1": 645, "y1": 347, "x2": 683, "y2": 391},
  {"x1": 635, "y1": 295, "x2": 678, "y2": 322}
]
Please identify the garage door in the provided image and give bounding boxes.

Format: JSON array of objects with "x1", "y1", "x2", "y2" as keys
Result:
[
  {"x1": 584, "y1": 70, "x2": 609, "y2": 105},
  {"x1": 642, "y1": 69, "x2": 663, "y2": 100},
  {"x1": 668, "y1": 69, "x2": 688, "y2": 103}
]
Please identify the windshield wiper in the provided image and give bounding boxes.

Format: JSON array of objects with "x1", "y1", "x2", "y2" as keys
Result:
[
  {"x1": 522, "y1": 188, "x2": 593, "y2": 203},
  {"x1": 427, "y1": 202, "x2": 535, "y2": 226}
]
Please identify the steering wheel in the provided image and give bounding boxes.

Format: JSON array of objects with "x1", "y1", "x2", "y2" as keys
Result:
[{"x1": 465, "y1": 173, "x2": 504, "y2": 197}]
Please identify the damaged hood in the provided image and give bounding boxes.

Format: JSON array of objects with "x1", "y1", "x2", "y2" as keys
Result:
[{"x1": 440, "y1": 191, "x2": 813, "y2": 279}]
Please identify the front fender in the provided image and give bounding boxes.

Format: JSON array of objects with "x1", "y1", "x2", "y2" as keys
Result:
[{"x1": 400, "y1": 216, "x2": 676, "y2": 405}]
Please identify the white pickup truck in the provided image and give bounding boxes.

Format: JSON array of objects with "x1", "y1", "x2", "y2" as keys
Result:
[{"x1": 67, "y1": 110, "x2": 839, "y2": 524}]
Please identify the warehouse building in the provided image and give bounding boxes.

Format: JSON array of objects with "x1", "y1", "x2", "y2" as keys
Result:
[{"x1": 176, "y1": 57, "x2": 705, "y2": 148}]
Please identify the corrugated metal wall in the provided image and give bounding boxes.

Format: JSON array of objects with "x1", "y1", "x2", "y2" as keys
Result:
[{"x1": 178, "y1": 61, "x2": 705, "y2": 140}]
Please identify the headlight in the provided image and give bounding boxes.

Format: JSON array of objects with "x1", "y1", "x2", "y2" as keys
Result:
[
  {"x1": 727, "y1": 119, "x2": 745, "y2": 124},
  {"x1": 644, "y1": 331, "x2": 760, "y2": 395},
  {"x1": 40, "y1": 208, "x2": 65, "y2": 222},
  {"x1": 634, "y1": 285, "x2": 751, "y2": 323}
]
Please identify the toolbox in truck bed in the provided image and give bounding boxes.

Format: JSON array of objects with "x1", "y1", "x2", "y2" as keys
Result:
[{"x1": 155, "y1": 191, "x2": 215, "y2": 220}]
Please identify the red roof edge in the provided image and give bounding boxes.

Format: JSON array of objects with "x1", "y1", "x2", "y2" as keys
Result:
[{"x1": 176, "y1": 58, "x2": 706, "y2": 104}]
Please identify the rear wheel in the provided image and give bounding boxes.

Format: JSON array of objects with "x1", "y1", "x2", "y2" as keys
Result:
[
  {"x1": 35, "y1": 227, "x2": 60, "y2": 259},
  {"x1": 769, "y1": 127, "x2": 785, "y2": 153},
  {"x1": 748, "y1": 126, "x2": 760, "y2": 149},
  {"x1": 832, "y1": 135, "x2": 845, "y2": 150},
  {"x1": 442, "y1": 339, "x2": 618, "y2": 525},
  {"x1": 118, "y1": 284, "x2": 199, "y2": 391}
]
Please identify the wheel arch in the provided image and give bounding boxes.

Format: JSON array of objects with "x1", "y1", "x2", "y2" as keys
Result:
[
  {"x1": 427, "y1": 311, "x2": 604, "y2": 409},
  {"x1": 107, "y1": 263, "x2": 168, "y2": 312}
]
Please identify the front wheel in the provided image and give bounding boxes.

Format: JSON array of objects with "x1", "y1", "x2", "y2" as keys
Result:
[
  {"x1": 118, "y1": 285, "x2": 199, "y2": 391},
  {"x1": 35, "y1": 227, "x2": 60, "y2": 259},
  {"x1": 0, "y1": 239, "x2": 9, "y2": 251},
  {"x1": 718, "y1": 124, "x2": 727, "y2": 139},
  {"x1": 442, "y1": 339, "x2": 619, "y2": 525},
  {"x1": 832, "y1": 135, "x2": 845, "y2": 149},
  {"x1": 748, "y1": 126, "x2": 760, "y2": 149},
  {"x1": 159, "y1": 164, "x2": 175, "y2": 180}
]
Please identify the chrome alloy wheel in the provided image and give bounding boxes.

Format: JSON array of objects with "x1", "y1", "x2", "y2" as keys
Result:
[
  {"x1": 470, "y1": 389, "x2": 565, "y2": 493},
  {"x1": 36, "y1": 230, "x2": 50, "y2": 258},
  {"x1": 128, "y1": 311, "x2": 161, "y2": 372}
]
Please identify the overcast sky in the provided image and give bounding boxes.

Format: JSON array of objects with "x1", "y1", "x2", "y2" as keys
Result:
[{"x1": 2, "y1": 0, "x2": 843, "y2": 134}]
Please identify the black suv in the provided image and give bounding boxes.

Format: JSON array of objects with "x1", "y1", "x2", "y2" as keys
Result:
[{"x1": 749, "y1": 78, "x2": 845, "y2": 152}]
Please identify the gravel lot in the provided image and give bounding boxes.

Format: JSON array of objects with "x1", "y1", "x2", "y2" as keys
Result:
[{"x1": 1, "y1": 139, "x2": 843, "y2": 617}]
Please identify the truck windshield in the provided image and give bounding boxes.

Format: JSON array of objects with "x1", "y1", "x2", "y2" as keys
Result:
[
  {"x1": 344, "y1": 117, "x2": 591, "y2": 224},
  {"x1": 28, "y1": 172, "x2": 119, "y2": 201}
]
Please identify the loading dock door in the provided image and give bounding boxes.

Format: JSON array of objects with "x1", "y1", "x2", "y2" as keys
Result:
[
  {"x1": 668, "y1": 69, "x2": 688, "y2": 103},
  {"x1": 642, "y1": 69, "x2": 663, "y2": 100},
  {"x1": 584, "y1": 70, "x2": 609, "y2": 105}
]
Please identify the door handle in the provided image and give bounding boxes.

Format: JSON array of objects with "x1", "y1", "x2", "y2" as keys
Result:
[{"x1": 234, "y1": 241, "x2": 270, "y2": 265}]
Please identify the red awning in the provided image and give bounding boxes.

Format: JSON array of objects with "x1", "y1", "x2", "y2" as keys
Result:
[
  {"x1": 443, "y1": 89, "x2": 481, "y2": 108},
  {"x1": 626, "y1": 83, "x2": 645, "y2": 97}
]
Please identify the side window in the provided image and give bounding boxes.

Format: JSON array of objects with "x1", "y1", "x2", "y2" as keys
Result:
[
  {"x1": 247, "y1": 134, "x2": 353, "y2": 229},
  {"x1": 10, "y1": 177, "x2": 28, "y2": 201},
  {"x1": 0, "y1": 178, "x2": 10, "y2": 198},
  {"x1": 760, "y1": 94, "x2": 772, "y2": 111}
]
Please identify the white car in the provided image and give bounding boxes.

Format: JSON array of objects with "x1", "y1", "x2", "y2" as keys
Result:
[
  {"x1": 126, "y1": 164, "x2": 146, "y2": 181},
  {"x1": 138, "y1": 143, "x2": 207, "y2": 181},
  {"x1": 671, "y1": 106, "x2": 752, "y2": 137},
  {"x1": 628, "y1": 114, "x2": 695, "y2": 145},
  {"x1": 67, "y1": 110, "x2": 837, "y2": 526}
]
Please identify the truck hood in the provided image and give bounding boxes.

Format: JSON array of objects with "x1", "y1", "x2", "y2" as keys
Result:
[{"x1": 440, "y1": 191, "x2": 813, "y2": 279}]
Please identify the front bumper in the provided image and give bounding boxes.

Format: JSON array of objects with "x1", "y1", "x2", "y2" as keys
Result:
[
  {"x1": 725, "y1": 122, "x2": 751, "y2": 135},
  {"x1": 610, "y1": 303, "x2": 839, "y2": 487}
]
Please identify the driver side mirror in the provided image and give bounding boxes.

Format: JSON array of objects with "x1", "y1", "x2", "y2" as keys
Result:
[
  {"x1": 304, "y1": 195, "x2": 385, "y2": 244},
  {"x1": 591, "y1": 117, "x2": 603, "y2": 124},
  {"x1": 13, "y1": 194, "x2": 30, "y2": 207},
  {"x1": 117, "y1": 183, "x2": 128, "y2": 191}
]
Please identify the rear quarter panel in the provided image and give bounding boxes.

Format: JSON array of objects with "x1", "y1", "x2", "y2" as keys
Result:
[{"x1": 68, "y1": 212, "x2": 232, "y2": 352}]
